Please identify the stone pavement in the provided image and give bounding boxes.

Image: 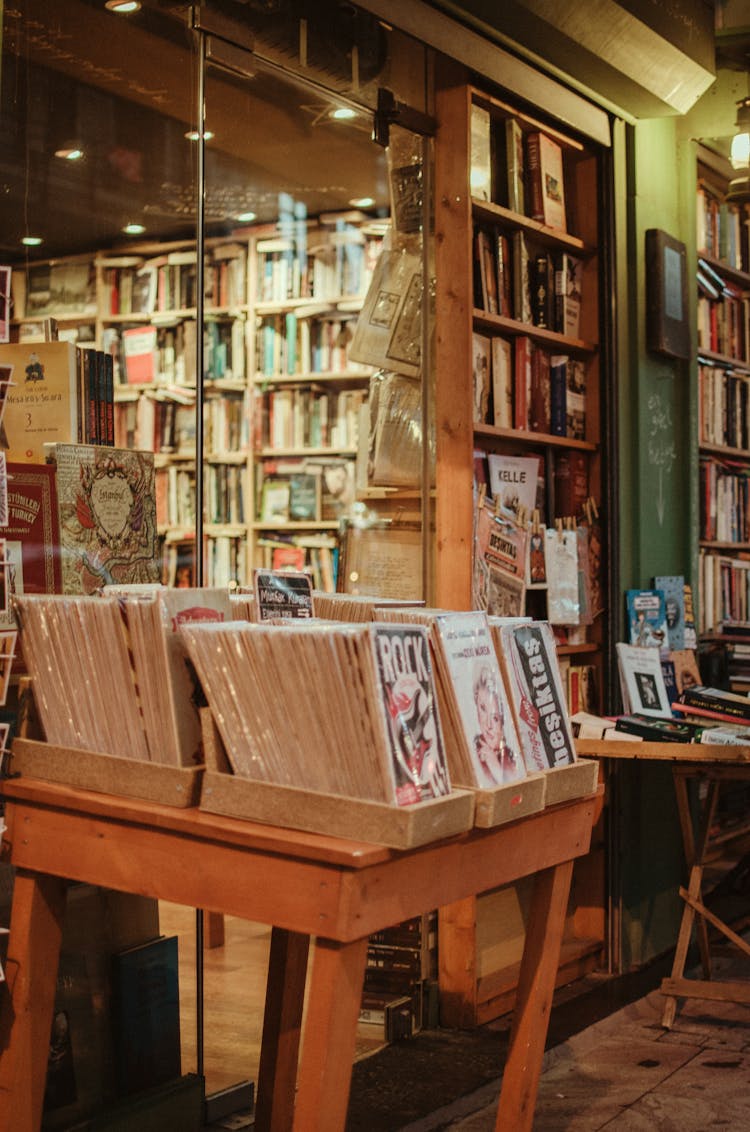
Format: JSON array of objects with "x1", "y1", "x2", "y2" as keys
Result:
[{"x1": 399, "y1": 979, "x2": 750, "y2": 1131}]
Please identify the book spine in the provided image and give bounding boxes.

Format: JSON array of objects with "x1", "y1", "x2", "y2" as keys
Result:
[
  {"x1": 526, "y1": 132, "x2": 544, "y2": 221},
  {"x1": 550, "y1": 357, "x2": 567, "y2": 436}
]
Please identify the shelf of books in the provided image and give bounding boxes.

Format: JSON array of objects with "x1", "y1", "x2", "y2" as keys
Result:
[
  {"x1": 5, "y1": 212, "x2": 393, "y2": 591},
  {"x1": 434, "y1": 69, "x2": 610, "y2": 1026},
  {"x1": 696, "y1": 149, "x2": 750, "y2": 669}
]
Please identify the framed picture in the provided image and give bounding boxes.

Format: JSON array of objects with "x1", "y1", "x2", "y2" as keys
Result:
[{"x1": 645, "y1": 229, "x2": 690, "y2": 360}]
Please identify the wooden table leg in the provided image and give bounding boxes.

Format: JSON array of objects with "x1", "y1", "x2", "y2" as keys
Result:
[
  {"x1": 254, "y1": 927, "x2": 310, "y2": 1132},
  {"x1": 495, "y1": 860, "x2": 574, "y2": 1132},
  {"x1": 292, "y1": 936, "x2": 369, "y2": 1132},
  {"x1": 0, "y1": 870, "x2": 67, "y2": 1132}
]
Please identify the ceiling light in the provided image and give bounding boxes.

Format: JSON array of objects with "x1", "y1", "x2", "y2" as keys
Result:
[
  {"x1": 235, "y1": 211, "x2": 256, "y2": 223},
  {"x1": 105, "y1": 1, "x2": 141, "y2": 12},
  {"x1": 21, "y1": 236, "x2": 43, "y2": 246},
  {"x1": 349, "y1": 197, "x2": 374, "y2": 208},
  {"x1": 731, "y1": 98, "x2": 750, "y2": 170},
  {"x1": 55, "y1": 147, "x2": 84, "y2": 161},
  {"x1": 330, "y1": 107, "x2": 357, "y2": 121},
  {"x1": 122, "y1": 223, "x2": 146, "y2": 235},
  {"x1": 185, "y1": 129, "x2": 214, "y2": 142}
]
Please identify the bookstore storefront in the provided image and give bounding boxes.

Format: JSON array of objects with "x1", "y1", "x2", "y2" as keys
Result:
[{"x1": 2, "y1": 2, "x2": 718, "y2": 1130}]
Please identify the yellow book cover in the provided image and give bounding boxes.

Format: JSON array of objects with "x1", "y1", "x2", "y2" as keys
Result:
[{"x1": 0, "y1": 341, "x2": 78, "y2": 462}]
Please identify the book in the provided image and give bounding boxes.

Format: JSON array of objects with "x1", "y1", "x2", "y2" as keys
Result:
[
  {"x1": 470, "y1": 104, "x2": 493, "y2": 201},
  {"x1": 121, "y1": 325, "x2": 158, "y2": 384},
  {"x1": 495, "y1": 232, "x2": 512, "y2": 317},
  {"x1": 498, "y1": 620, "x2": 576, "y2": 772},
  {"x1": 673, "y1": 685, "x2": 750, "y2": 725},
  {"x1": 473, "y1": 500, "x2": 528, "y2": 618},
  {"x1": 288, "y1": 471, "x2": 321, "y2": 521},
  {"x1": 487, "y1": 453, "x2": 539, "y2": 520},
  {"x1": 554, "y1": 253, "x2": 582, "y2": 338},
  {"x1": 0, "y1": 463, "x2": 62, "y2": 633},
  {"x1": 491, "y1": 337, "x2": 513, "y2": 429},
  {"x1": 349, "y1": 247, "x2": 422, "y2": 379},
  {"x1": 550, "y1": 355, "x2": 567, "y2": 436},
  {"x1": 50, "y1": 443, "x2": 160, "y2": 594},
  {"x1": 475, "y1": 229, "x2": 499, "y2": 315},
  {"x1": 653, "y1": 574, "x2": 695, "y2": 651},
  {"x1": 529, "y1": 345, "x2": 551, "y2": 434},
  {"x1": 512, "y1": 232, "x2": 531, "y2": 323},
  {"x1": 616, "y1": 642, "x2": 672, "y2": 718},
  {"x1": 526, "y1": 131, "x2": 566, "y2": 230},
  {"x1": 113, "y1": 935, "x2": 181, "y2": 1096},
  {"x1": 514, "y1": 335, "x2": 532, "y2": 429},
  {"x1": 530, "y1": 252, "x2": 553, "y2": 329},
  {"x1": 0, "y1": 341, "x2": 79, "y2": 462},
  {"x1": 505, "y1": 118, "x2": 526, "y2": 215},
  {"x1": 670, "y1": 648, "x2": 702, "y2": 694},
  {"x1": 553, "y1": 449, "x2": 589, "y2": 519},
  {"x1": 565, "y1": 358, "x2": 586, "y2": 439},
  {"x1": 626, "y1": 589, "x2": 669, "y2": 653},
  {"x1": 614, "y1": 713, "x2": 698, "y2": 743},
  {"x1": 472, "y1": 332, "x2": 491, "y2": 424}
]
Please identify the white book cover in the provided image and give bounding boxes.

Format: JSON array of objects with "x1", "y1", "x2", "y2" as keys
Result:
[
  {"x1": 499, "y1": 620, "x2": 577, "y2": 773},
  {"x1": 616, "y1": 643, "x2": 673, "y2": 718},
  {"x1": 435, "y1": 611, "x2": 525, "y2": 787},
  {"x1": 487, "y1": 453, "x2": 539, "y2": 520}
]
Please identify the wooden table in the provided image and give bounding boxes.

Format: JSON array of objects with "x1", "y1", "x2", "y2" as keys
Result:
[
  {"x1": 0, "y1": 776, "x2": 599, "y2": 1132},
  {"x1": 578, "y1": 739, "x2": 750, "y2": 1028}
]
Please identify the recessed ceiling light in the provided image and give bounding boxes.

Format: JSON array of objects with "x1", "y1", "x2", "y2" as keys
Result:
[
  {"x1": 55, "y1": 147, "x2": 84, "y2": 161},
  {"x1": 235, "y1": 211, "x2": 257, "y2": 223},
  {"x1": 349, "y1": 197, "x2": 375, "y2": 208},
  {"x1": 21, "y1": 236, "x2": 43, "y2": 246},
  {"x1": 185, "y1": 129, "x2": 214, "y2": 142},
  {"x1": 330, "y1": 107, "x2": 357, "y2": 121},
  {"x1": 105, "y1": 1, "x2": 141, "y2": 12},
  {"x1": 122, "y1": 223, "x2": 146, "y2": 235}
]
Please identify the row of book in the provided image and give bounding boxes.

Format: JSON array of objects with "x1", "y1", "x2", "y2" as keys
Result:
[
  {"x1": 114, "y1": 388, "x2": 248, "y2": 460},
  {"x1": 471, "y1": 106, "x2": 570, "y2": 233},
  {"x1": 474, "y1": 226, "x2": 582, "y2": 339},
  {"x1": 256, "y1": 224, "x2": 382, "y2": 305},
  {"x1": 698, "y1": 360, "x2": 750, "y2": 451},
  {"x1": 624, "y1": 579, "x2": 697, "y2": 655},
  {"x1": 472, "y1": 331, "x2": 586, "y2": 437},
  {"x1": 255, "y1": 456, "x2": 356, "y2": 525},
  {"x1": 254, "y1": 311, "x2": 370, "y2": 378},
  {"x1": 154, "y1": 465, "x2": 197, "y2": 529},
  {"x1": 100, "y1": 244, "x2": 247, "y2": 318},
  {"x1": 256, "y1": 535, "x2": 338, "y2": 592},
  {"x1": 697, "y1": 182, "x2": 750, "y2": 274},
  {"x1": 696, "y1": 262, "x2": 750, "y2": 364},
  {"x1": 698, "y1": 551, "x2": 750, "y2": 635},
  {"x1": 160, "y1": 536, "x2": 251, "y2": 591},
  {"x1": 253, "y1": 386, "x2": 364, "y2": 452},
  {"x1": 474, "y1": 447, "x2": 591, "y2": 525},
  {"x1": 699, "y1": 456, "x2": 750, "y2": 543},
  {"x1": 205, "y1": 463, "x2": 246, "y2": 527},
  {"x1": 116, "y1": 318, "x2": 246, "y2": 386}
]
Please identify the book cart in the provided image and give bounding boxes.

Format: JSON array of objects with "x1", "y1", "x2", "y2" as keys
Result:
[
  {"x1": 578, "y1": 739, "x2": 750, "y2": 1026},
  {"x1": 0, "y1": 740, "x2": 600, "y2": 1132}
]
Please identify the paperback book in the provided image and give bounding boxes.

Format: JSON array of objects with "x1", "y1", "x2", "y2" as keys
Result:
[
  {"x1": 487, "y1": 452, "x2": 539, "y2": 520},
  {"x1": 626, "y1": 589, "x2": 669, "y2": 654},
  {"x1": 616, "y1": 642, "x2": 673, "y2": 718}
]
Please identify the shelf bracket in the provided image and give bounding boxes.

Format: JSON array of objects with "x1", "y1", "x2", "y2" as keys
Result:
[{"x1": 373, "y1": 88, "x2": 436, "y2": 147}]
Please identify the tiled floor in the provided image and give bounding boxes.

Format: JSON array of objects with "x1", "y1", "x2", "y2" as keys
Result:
[{"x1": 401, "y1": 982, "x2": 750, "y2": 1130}]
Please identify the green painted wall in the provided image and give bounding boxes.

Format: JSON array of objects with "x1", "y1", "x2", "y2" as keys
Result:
[{"x1": 614, "y1": 115, "x2": 697, "y2": 969}]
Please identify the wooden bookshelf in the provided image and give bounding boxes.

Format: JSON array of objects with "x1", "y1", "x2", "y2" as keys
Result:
[{"x1": 433, "y1": 63, "x2": 611, "y2": 1026}]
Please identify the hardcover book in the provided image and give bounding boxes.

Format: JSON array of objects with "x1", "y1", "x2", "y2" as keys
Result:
[
  {"x1": 565, "y1": 358, "x2": 586, "y2": 439},
  {"x1": 472, "y1": 332, "x2": 491, "y2": 424},
  {"x1": 470, "y1": 104, "x2": 492, "y2": 202},
  {"x1": 0, "y1": 341, "x2": 79, "y2": 462},
  {"x1": 616, "y1": 642, "x2": 673, "y2": 718},
  {"x1": 50, "y1": 443, "x2": 160, "y2": 594},
  {"x1": 475, "y1": 230, "x2": 499, "y2": 315},
  {"x1": 526, "y1": 131, "x2": 566, "y2": 230},
  {"x1": 614, "y1": 713, "x2": 697, "y2": 743},
  {"x1": 121, "y1": 325, "x2": 158, "y2": 384},
  {"x1": 491, "y1": 337, "x2": 513, "y2": 429},
  {"x1": 673, "y1": 685, "x2": 750, "y2": 725},
  {"x1": 505, "y1": 118, "x2": 526, "y2": 215},
  {"x1": 554, "y1": 253, "x2": 582, "y2": 338},
  {"x1": 498, "y1": 620, "x2": 577, "y2": 772}
]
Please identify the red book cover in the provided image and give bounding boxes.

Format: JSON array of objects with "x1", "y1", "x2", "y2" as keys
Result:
[
  {"x1": 554, "y1": 449, "x2": 589, "y2": 520},
  {"x1": 1, "y1": 463, "x2": 62, "y2": 639}
]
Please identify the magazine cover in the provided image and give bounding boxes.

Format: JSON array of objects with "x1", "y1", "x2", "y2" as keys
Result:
[
  {"x1": 370, "y1": 623, "x2": 451, "y2": 806},
  {"x1": 434, "y1": 611, "x2": 524, "y2": 787},
  {"x1": 473, "y1": 500, "x2": 527, "y2": 618},
  {"x1": 487, "y1": 453, "x2": 539, "y2": 520},
  {"x1": 626, "y1": 589, "x2": 669, "y2": 654},
  {"x1": 499, "y1": 620, "x2": 576, "y2": 772}
]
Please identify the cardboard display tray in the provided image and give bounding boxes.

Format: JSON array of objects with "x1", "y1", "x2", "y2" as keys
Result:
[
  {"x1": 456, "y1": 772, "x2": 547, "y2": 829},
  {"x1": 543, "y1": 758, "x2": 600, "y2": 806},
  {"x1": 9, "y1": 737, "x2": 203, "y2": 808},
  {"x1": 199, "y1": 770, "x2": 475, "y2": 850}
]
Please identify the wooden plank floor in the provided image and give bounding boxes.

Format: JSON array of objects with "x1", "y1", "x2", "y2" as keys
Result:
[{"x1": 158, "y1": 903, "x2": 386, "y2": 1098}]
